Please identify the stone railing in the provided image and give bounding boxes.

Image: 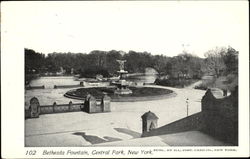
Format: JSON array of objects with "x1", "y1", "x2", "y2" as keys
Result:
[
  {"x1": 40, "y1": 101, "x2": 83, "y2": 114},
  {"x1": 25, "y1": 94, "x2": 111, "y2": 119},
  {"x1": 54, "y1": 84, "x2": 82, "y2": 89},
  {"x1": 25, "y1": 82, "x2": 84, "y2": 90},
  {"x1": 25, "y1": 85, "x2": 45, "y2": 90}
]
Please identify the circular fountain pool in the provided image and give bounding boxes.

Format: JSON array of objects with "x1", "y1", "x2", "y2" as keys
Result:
[{"x1": 64, "y1": 86, "x2": 175, "y2": 102}]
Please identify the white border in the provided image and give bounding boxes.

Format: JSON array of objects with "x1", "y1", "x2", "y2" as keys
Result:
[{"x1": 1, "y1": 1, "x2": 249, "y2": 158}]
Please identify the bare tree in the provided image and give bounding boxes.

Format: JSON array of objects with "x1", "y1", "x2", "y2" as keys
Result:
[{"x1": 204, "y1": 47, "x2": 227, "y2": 77}]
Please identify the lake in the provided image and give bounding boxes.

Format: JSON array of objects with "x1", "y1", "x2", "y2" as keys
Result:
[
  {"x1": 29, "y1": 75, "x2": 158, "y2": 88},
  {"x1": 29, "y1": 76, "x2": 80, "y2": 89},
  {"x1": 126, "y1": 74, "x2": 157, "y2": 83}
]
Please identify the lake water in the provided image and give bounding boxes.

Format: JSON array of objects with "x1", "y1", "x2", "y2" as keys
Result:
[
  {"x1": 29, "y1": 76, "x2": 80, "y2": 89},
  {"x1": 126, "y1": 74, "x2": 157, "y2": 83},
  {"x1": 29, "y1": 75, "x2": 158, "y2": 88}
]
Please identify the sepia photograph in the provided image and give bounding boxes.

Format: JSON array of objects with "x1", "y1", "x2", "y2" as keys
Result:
[{"x1": 1, "y1": 0, "x2": 249, "y2": 158}]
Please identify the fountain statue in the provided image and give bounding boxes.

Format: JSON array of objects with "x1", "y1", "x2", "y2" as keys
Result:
[
  {"x1": 114, "y1": 60, "x2": 132, "y2": 95},
  {"x1": 116, "y1": 60, "x2": 126, "y2": 72}
]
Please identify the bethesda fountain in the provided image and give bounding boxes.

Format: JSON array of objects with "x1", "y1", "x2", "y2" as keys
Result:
[
  {"x1": 113, "y1": 60, "x2": 132, "y2": 95},
  {"x1": 64, "y1": 57, "x2": 173, "y2": 102}
]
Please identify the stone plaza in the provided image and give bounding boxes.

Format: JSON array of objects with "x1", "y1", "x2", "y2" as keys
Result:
[{"x1": 25, "y1": 83, "x2": 232, "y2": 146}]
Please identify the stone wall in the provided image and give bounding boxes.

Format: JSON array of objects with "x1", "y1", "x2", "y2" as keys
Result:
[
  {"x1": 141, "y1": 86, "x2": 238, "y2": 145},
  {"x1": 201, "y1": 86, "x2": 238, "y2": 145},
  {"x1": 25, "y1": 85, "x2": 45, "y2": 90},
  {"x1": 54, "y1": 84, "x2": 82, "y2": 89},
  {"x1": 142, "y1": 112, "x2": 203, "y2": 137},
  {"x1": 84, "y1": 81, "x2": 110, "y2": 87}
]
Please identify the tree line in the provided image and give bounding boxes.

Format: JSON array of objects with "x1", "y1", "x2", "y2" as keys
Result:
[{"x1": 25, "y1": 46, "x2": 238, "y2": 81}]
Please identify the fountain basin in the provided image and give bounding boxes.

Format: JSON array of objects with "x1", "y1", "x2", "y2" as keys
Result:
[{"x1": 64, "y1": 86, "x2": 175, "y2": 102}]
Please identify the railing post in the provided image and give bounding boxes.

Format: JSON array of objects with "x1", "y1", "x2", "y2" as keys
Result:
[
  {"x1": 88, "y1": 95, "x2": 96, "y2": 113},
  {"x1": 101, "y1": 94, "x2": 111, "y2": 112},
  {"x1": 80, "y1": 81, "x2": 84, "y2": 86},
  {"x1": 29, "y1": 97, "x2": 40, "y2": 118},
  {"x1": 69, "y1": 101, "x2": 73, "y2": 111},
  {"x1": 53, "y1": 102, "x2": 57, "y2": 113}
]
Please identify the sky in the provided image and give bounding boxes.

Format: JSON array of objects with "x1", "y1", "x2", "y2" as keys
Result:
[{"x1": 2, "y1": 1, "x2": 249, "y2": 57}]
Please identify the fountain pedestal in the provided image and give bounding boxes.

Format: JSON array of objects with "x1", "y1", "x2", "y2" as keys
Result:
[{"x1": 114, "y1": 80, "x2": 132, "y2": 95}]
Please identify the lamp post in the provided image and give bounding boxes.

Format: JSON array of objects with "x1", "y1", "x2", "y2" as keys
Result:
[{"x1": 186, "y1": 98, "x2": 189, "y2": 117}]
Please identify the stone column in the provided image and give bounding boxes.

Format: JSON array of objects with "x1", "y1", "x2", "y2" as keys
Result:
[
  {"x1": 80, "y1": 81, "x2": 84, "y2": 86},
  {"x1": 101, "y1": 95, "x2": 111, "y2": 112},
  {"x1": 69, "y1": 101, "x2": 73, "y2": 111},
  {"x1": 88, "y1": 95, "x2": 97, "y2": 113},
  {"x1": 84, "y1": 94, "x2": 97, "y2": 113},
  {"x1": 29, "y1": 97, "x2": 40, "y2": 118},
  {"x1": 53, "y1": 102, "x2": 57, "y2": 113}
]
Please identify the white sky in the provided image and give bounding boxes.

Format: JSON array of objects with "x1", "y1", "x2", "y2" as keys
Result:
[{"x1": 2, "y1": 1, "x2": 249, "y2": 57}]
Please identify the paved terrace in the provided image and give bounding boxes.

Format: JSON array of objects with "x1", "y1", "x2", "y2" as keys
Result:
[{"x1": 25, "y1": 85, "x2": 227, "y2": 146}]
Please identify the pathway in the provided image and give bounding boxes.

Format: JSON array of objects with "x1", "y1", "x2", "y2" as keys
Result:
[{"x1": 185, "y1": 80, "x2": 202, "y2": 89}]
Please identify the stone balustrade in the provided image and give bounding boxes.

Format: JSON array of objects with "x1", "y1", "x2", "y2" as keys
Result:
[{"x1": 25, "y1": 94, "x2": 111, "y2": 119}]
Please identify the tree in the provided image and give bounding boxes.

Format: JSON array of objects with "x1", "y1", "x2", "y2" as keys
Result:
[
  {"x1": 25, "y1": 48, "x2": 45, "y2": 74},
  {"x1": 153, "y1": 55, "x2": 171, "y2": 76},
  {"x1": 124, "y1": 51, "x2": 154, "y2": 73},
  {"x1": 204, "y1": 47, "x2": 227, "y2": 77},
  {"x1": 222, "y1": 46, "x2": 238, "y2": 75},
  {"x1": 203, "y1": 46, "x2": 238, "y2": 77},
  {"x1": 106, "y1": 50, "x2": 122, "y2": 75},
  {"x1": 89, "y1": 50, "x2": 107, "y2": 68}
]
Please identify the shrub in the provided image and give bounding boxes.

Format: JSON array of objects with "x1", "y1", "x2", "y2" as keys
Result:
[
  {"x1": 194, "y1": 84, "x2": 208, "y2": 90},
  {"x1": 154, "y1": 78, "x2": 196, "y2": 88},
  {"x1": 80, "y1": 67, "x2": 110, "y2": 78}
]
